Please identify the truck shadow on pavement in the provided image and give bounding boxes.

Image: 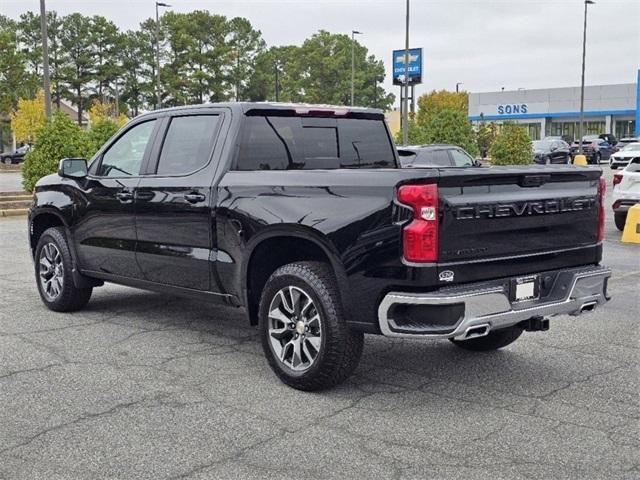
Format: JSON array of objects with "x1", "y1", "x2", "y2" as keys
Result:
[{"x1": 79, "y1": 286, "x2": 573, "y2": 400}]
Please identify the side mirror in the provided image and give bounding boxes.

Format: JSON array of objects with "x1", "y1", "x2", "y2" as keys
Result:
[
  {"x1": 473, "y1": 159, "x2": 482, "y2": 167},
  {"x1": 58, "y1": 158, "x2": 88, "y2": 179}
]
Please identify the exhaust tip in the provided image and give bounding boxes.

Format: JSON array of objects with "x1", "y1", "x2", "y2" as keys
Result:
[
  {"x1": 461, "y1": 323, "x2": 490, "y2": 340},
  {"x1": 579, "y1": 301, "x2": 597, "y2": 314}
]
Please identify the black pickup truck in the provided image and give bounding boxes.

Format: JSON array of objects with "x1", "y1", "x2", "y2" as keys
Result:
[{"x1": 28, "y1": 103, "x2": 611, "y2": 390}]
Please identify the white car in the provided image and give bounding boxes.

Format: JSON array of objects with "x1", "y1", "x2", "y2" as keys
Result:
[
  {"x1": 612, "y1": 158, "x2": 640, "y2": 230},
  {"x1": 610, "y1": 142, "x2": 640, "y2": 170}
]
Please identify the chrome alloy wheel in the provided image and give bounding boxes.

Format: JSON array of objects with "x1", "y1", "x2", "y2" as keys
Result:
[
  {"x1": 39, "y1": 243, "x2": 64, "y2": 301},
  {"x1": 267, "y1": 286, "x2": 322, "y2": 371}
]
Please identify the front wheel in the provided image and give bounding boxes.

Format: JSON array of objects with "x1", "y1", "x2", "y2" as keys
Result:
[
  {"x1": 614, "y1": 212, "x2": 627, "y2": 231},
  {"x1": 450, "y1": 326, "x2": 523, "y2": 351},
  {"x1": 259, "y1": 261, "x2": 364, "y2": 391},
  {"x1": 35, "y1": 227, "x2": 92, "y2": 312}
]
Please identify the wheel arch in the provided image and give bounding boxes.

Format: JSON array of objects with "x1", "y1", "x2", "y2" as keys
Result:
[
  {"x1": 242, "y1": 226, "x2": 350, "y2": 326},
  {"x1": 29, "y1": 208, "x2": 69, "y2": 258}
]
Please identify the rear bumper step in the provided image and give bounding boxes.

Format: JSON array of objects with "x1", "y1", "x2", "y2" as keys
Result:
[{"x1": 377, "y1": 265, "x2": 611, "y2": 339}]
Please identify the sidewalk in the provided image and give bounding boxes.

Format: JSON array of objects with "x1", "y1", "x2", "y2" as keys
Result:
[{"x1": 0, "y1": 171, "x2": 23, "y2": 193}]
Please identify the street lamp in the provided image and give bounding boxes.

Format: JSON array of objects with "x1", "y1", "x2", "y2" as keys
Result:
[
  {"x1": 578, "y1": 0, "x2": 595, "y2": 155},
  {"x1": 274, "y1": 60, "x2": 280, "y2": 102},
  {"x1": 456, "y1": 82, "x2": 463, "y2": 93},
  {"x1": 155, "y1": 2, "x2": 171, "y2": 110},
  {"x1": 350, "y1": 30, "x2": 363, "y2": 106}
]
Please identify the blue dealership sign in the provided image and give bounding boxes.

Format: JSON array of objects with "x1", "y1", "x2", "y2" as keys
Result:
[{"x1": 392, "y1": 48, "x2": 422, "y2": 86}]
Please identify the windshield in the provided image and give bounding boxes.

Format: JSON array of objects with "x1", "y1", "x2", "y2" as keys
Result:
[{"x1": 533, "y1": 141, "x2": 552, "y2": 150}]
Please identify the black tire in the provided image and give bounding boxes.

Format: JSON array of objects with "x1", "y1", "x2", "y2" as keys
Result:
[
  {"x1": 610, "y1": 165, "x2": 617, "y2": 170},
  {"x1": 614, "y1": 212, "x2": 627, "y2": 231},
  {"x1": 594, "y1": 152, "x2": 601, "y2": 165},
  {"x1": 258, "y1": 261, "x2": 364, "y2": 391},
  {"x1": 449, "y1": 326, "x2": 523, "y2": 352},
  {"x1": 34, "y1": 227, "x2": 92, "y2": 312}
]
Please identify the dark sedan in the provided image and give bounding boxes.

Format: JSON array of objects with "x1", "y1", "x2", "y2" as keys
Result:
[
  {"x1": 397, "y1": 144, "x2": 481, "y2": 168},
  {"x1": 532, "y1": 140, "x2": 571, "y2": 164},
  {"x1": 1, "y1": 145, "x2": 31, "y2": 164}
]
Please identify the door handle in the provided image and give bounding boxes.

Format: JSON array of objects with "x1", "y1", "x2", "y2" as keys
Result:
[
  {"x1": 184, "y1": 193, "x2": 206, "y2": 204},
  {"x1": 116, "y1": 191, "x2": 134, "y2": 202}
]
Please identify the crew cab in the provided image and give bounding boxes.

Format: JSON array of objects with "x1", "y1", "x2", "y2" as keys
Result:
[{"x1": 28, "y1": 103, "x2": 611, "y2": 390}]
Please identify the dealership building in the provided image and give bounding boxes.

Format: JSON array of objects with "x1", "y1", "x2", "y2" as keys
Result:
[{"x1": 468, "y1": 71, "x2": 639, "y2": 141}]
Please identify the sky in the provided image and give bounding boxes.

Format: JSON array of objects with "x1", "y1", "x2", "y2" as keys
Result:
[{"x1": 2, "y1": 0, "x2": 639, "y2": 106}]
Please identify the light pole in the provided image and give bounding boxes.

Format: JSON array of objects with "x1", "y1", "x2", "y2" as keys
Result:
[
  {"x1": 350, "y1": 30, "x2": 363, "y2": 106},
  {"x1": 155, "y1": 2, "x2": 170, "y2": 110},
  {"x1": 578, "y1": 0, "x2": 595, "y2": 155},
  {"x1": 456, "y1": 82, "x2": 463, "y2": 93},
  {"x1": 40, "y1": 0, "x2": 52, "y2": 119},
  {"x1": 274, "y1": 60, "x2": 280, "y2": 102},
  {"x1": 402, "y1": 0, "x2": 410, "y2": 146}
]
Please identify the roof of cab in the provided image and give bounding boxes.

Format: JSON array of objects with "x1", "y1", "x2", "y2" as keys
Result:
[{"x1": 136, "y1": 102, "x2": 384, "y2": 119}]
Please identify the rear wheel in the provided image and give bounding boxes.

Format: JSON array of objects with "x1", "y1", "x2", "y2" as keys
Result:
[
  {"x1": 35, "y1": 227, "x2": 92, "y2": 312},
  {"x1": 259, "y1": 261, "x2": 364, "y2": 391},
  {"x1": 614, "y1": 212, "x2": 627, "y2": 231},
  {"x1": 450, "y1": 326, "x2": 523, "y2": 351}
]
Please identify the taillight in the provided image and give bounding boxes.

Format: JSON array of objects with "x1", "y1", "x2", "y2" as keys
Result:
[
  {"x1": 597, "y1": 177, "x2": 605, "y2": 242},
  {"x1": 397, "y1": 184, "x2": 438, "y2": 262},
  {"x1": 613, "y1": 174, "x2": 622, "y2": 186}
]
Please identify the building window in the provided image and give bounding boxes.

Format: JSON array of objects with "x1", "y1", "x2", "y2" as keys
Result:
[
  {"x1": 547, "y1": 120, "x2": 606, "y2": 141},
  {"x1": 523, "y1": 123, "x2": 541, "y2": 140},
  {"x1": 615, "y1": 120, "x2": 636, "y2": 139}
]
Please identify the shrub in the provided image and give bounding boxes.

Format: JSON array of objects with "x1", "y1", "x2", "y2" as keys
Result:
[
  {"x1": 423, "y1": 108, "x2": 479, "y2": 157},
  {"x1": 489, "y1": 123, "x2": 532, "y2": 165},
  {"x1": 21, "y1": 112, "x2": 89, "y2": 192},
  {"x1": 86, "y1": 119, "x2": 119, "y2": 157}
]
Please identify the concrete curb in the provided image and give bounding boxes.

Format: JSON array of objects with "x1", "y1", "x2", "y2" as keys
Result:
[{"x1": 0, "y1": 208, "x2": 28, "y2": 217}]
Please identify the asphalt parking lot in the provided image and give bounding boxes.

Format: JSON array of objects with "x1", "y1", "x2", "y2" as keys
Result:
[{"x1": 0, "y1": 168, "x2": 638, "y2": 480}]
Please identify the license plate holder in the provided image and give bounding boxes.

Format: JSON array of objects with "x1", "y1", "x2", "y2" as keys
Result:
[{"x1": 511, "y1": 275, "x2": 539, "y2": 302}]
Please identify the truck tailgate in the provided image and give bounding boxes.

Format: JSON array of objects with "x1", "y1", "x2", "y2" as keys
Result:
[{"x1": 436, "y1": 166, "x2": 602, "y2": 284}]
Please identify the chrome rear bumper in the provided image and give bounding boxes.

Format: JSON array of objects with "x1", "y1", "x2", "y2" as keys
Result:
[{"x1": 377, "y1": 265, "x2": 611, "y2": 340}]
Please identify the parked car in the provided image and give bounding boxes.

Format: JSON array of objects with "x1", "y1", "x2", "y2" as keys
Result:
[
  {"x1": 570, "y1": 137, "x2": 615, "y2": 164},
  {"x1": 1, "y1": 144, "x2": 31, "y2": 164},
  {"x1": 609, "y1": 142, "x2": 640, "y2": 169},
  {"x1": 28, "y1": 102, "x2": 611, "y2": 391},
  {"x1": 616, "y1": 137, "x2": 639, "y2": 148},
  {"x1": 397, "y1": 144, "x2": 480, "y2": 168},
  {"x1": 612, "y1": 158, "x2": 640, "y2": 230},
  {"x1": 532, "y1": 139, "x2": 571, "y2": 164}
]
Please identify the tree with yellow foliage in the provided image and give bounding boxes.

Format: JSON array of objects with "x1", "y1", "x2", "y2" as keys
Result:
[
  {"x1": 87, "y1": 100, "x2": 128, "y2": 128},
  {"x1": 10, "y1": 90, "x2": 46, "y2": 144},
  {"x1": 416, "y1": 90, "x2": 468, "y2": 128}
]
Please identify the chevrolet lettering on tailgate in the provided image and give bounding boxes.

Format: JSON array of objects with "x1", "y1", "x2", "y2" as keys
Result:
[{"x1": 454, "y1": 197, "x2": 596, "y2": 220}]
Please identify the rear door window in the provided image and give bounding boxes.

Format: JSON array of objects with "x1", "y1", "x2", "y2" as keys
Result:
[{"x1": 155, "y1": 115, "x2": 221, "y2": 176}]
